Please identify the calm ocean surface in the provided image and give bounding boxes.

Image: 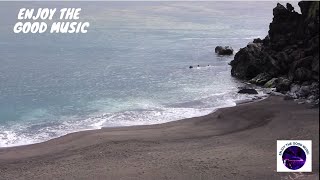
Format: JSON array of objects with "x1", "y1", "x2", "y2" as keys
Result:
[{"x1": 0, "y1": 2, "x2": 294, "y2": 147}]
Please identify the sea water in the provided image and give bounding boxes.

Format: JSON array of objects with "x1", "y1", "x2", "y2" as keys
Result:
[{"x1": 0, "y1": 2, "x2": 294, "y2": 147}]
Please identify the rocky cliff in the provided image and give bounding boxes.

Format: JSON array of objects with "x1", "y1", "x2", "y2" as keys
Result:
[{"x1": 230, "y1": 1, "x2": 319, "y2": 103}]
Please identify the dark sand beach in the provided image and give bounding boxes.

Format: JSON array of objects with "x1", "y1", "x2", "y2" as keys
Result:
[{"x1": 0, "y1": 96, "x2": 319, "y2": 180}]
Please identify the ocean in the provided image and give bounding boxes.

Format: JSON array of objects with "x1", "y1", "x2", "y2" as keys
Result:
[{"x1": 0, "y1": 1, "x2": 291, "y2": 147}]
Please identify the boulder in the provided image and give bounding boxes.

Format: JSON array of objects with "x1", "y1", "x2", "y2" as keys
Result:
[
  {"x1": 297, "y1": 85, "x2": 311, "y2": 98},
  {"x1": 215, "y1": 46, "x2": 234, "y2": 55},
  {"x1": 310, "y1": 82, "x2": 319, "y2": 99},
  {"x1": 230, "y1": 43, "x2": 267, "y2": 79},
  {"x1": 238, "y1": 89, "x2": 258, "y2": 94},
  {"x1": 285, "y1": 84, "x2": 301, "y2": 99},
  {"x1": 276, "y1": 77, "x2": 292, "y2": 92},
  {"x1": 249, "y1": 73, "x2": 272, "y2": 85},
  {"x1": 264, "y1": 78, "x2": 278, "y2": 88},
  {"x1": 290, "y1": 84, "x2": 301, "y2": 94}
]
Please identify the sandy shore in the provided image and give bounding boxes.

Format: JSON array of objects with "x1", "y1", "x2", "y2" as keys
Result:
[{"x1": 0, "y1": 96, "x2": 318, "y2": 180}]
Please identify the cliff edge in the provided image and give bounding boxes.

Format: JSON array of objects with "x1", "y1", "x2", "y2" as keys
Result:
[{"x1": 230, "y1": 1, "x2": 319, "y2": 103}]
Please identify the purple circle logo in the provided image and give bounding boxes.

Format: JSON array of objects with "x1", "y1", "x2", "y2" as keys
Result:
[{"x1": 282, "y1": 146, "x2": 306, "y2": 170}]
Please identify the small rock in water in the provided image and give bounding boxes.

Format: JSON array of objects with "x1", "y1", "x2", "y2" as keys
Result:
[{"x1": 215, "y1": 46, "x2": 234, "y2": 55}]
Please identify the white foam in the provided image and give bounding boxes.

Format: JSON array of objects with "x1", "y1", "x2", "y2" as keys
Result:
[
  {"x1": 0, "y1": 106, "x2": 217, "y2": 147},
  {"x1": 0, "y1": 130, "x2": 38, "y2": 147},
  {"x1": 96, "y1": 107, "x2": 214, "y2": 127},
  {"x1": 0, "y1": 90, "x2": 265, "y2": 148}
]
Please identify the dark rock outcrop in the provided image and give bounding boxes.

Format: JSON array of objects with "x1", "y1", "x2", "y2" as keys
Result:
[
  {"x1": 230, "y1": 1, "x2": 319, "y2": 103},
  {"x1": 215, "y1": 46, "x2": 234, "y2": 55},
  {"x1": 253, "y1": 38, "x2": 263, "y2": 44},
  {"x1": 238, "y1": 89, "x2": 258, "y2": 94}
]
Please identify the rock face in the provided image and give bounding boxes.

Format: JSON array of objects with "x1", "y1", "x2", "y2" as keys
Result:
[
  {"x1": 230, "y1": 1, "x2": 319, "y2": 103},
  {"x1": 238, "y1": 89, "x2": 258, "y2": 94},
  {"x1": 215, "y1": 46, "x2": 234, "y2": 55},
  {"x1": 249, "y1": 73, "x2": 272, "y2": 85}
]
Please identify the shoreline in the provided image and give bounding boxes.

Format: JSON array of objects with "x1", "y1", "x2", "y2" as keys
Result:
[
  {"x1": 0, "y1": 95, "x2": 318, "y2": 180},
  {"x1": 0, "y1": 93, "x2": 266, "y2": 149}
]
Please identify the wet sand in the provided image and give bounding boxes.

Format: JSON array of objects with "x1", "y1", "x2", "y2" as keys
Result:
[{"x1": 0, "y1": 96, "x2": 318, "y2": 180}]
